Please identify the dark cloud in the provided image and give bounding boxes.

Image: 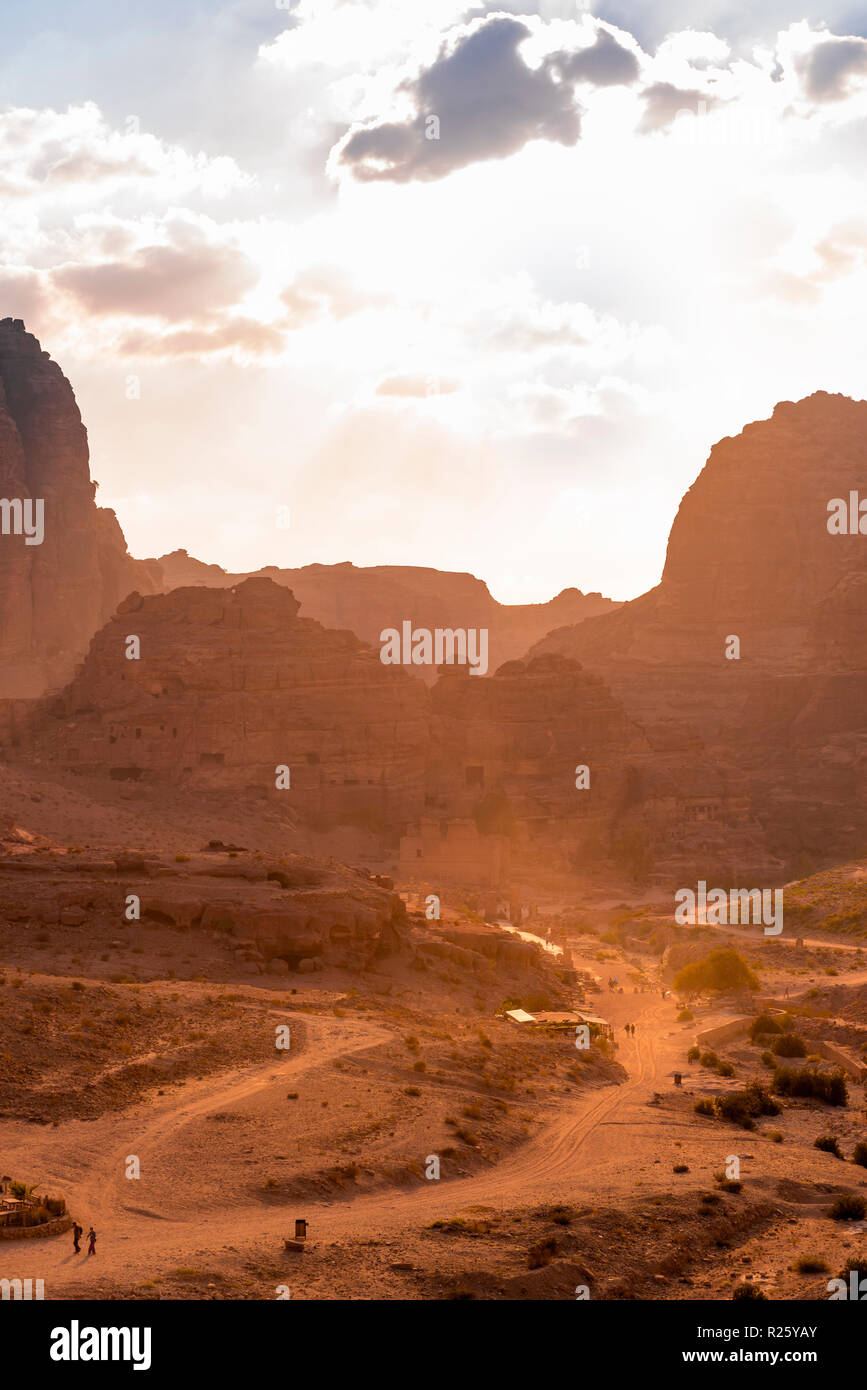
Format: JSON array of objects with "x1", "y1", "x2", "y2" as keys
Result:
[
  {"x1": 335, "y1": 16, "x2": 583, "y2": 183},
  {"x1": 798, "y1": 36, "x2": 867, "y2": 101},
  {"x1": 53, "y1": 239, "x2": 256, "y2": 319},
  {"x1": 637, "y1": 80, "x2": 717, "y2": 133},
  {"x1": 551, "y1": 27, "x2": 641, "y2": 87}
]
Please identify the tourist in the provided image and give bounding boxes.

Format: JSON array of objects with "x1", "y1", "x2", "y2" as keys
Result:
[
  {"x1": 87, "y1": 1227, "x2": 96, "y2": 1257},
  {"x1": 72, "y1": 1221, "x2": 83, "y2": 1254}
]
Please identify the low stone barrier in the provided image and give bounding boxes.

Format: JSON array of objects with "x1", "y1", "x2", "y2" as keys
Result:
[
  {"x1": 810, "y1": 1040, "x2": 867, "y2": 1081},
  {"x1": 0, "y1": 1214, "x2": 72, "y2": 1242},
  {"x1": 695, "y1": 1017, "x2": 752, "y2": 1047}
]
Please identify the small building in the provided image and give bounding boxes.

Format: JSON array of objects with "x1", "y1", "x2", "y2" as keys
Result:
[{"x1": 503, "y1": 1007, "x2": 612, "y2": 1039}]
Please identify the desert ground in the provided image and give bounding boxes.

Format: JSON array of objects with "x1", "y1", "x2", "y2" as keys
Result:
[{"x1": 2, "y1": 768, "x2": 866, "y2": 1301}]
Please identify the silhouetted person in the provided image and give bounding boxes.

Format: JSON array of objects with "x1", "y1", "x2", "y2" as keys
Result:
[
  {"x1": 72, "y1": 1222, "x2": 83, "y2": 1254},
  {"x1": 86, "y1": 1227, "x2": 96, "y2": 1257}
]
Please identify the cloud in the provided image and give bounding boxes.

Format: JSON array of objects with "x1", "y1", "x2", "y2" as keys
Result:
[
  {"x1": 551, "y1": 27, "x2": 641, "y2": 88},
  {"x1": 760, "y1": 220, "x2": 867, "y2": 303},
  {"x1": 637, "y1": 81, "x2": 719, "y2": 133},
  {"x1": 375, "y1": 373, "x2": 459, "y2": 397},
  {"x1": 333, "y1": 15, "x2": 583, "y2": 183},
  {"x1": 119, "y1": 317, "x2": 286, "y2": 359},
  {"x1": 798, "y1": 35, "x2": 867, "y2": 102},
  {"x1": 53, "y1": 233, "x2": 257, "y2": 321},
  {"x1": 0, "y1": 268, "x2": 46, "y2": 325},
  {"x1": 280, "y1": 266, "x2": 387, "y2": 326},
  {"x1": 0, "y1": 102, "x2": 250, "y2": 200}
]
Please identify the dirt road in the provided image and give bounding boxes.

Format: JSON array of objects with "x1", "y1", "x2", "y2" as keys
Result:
[{"x1": 1, "y1": 991, "x2": 723, "y2": 1295}]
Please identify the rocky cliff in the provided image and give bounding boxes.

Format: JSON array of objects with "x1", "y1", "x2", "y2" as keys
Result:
[
  {"x1": 26, "y1": 576, "x2": 430, "y2": 830},
  {"x1": 18, "y1": 576, "x2": 659, "y2": 876},
  {"x1": 531, "y1": 393, "x2": 867, "y2": 871},
  {"x1": 153, "y1": 551, "x2": 619, "y2": 683},
  {"x1": 0, "y1": 319, "x2": 160, "y2": 698}
]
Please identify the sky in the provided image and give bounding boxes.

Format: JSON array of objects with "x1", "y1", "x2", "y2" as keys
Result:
[{"x1": 1, "y1": 1, "x2": 866, "y2": 603}]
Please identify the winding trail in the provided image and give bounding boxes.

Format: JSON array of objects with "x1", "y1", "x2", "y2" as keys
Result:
[{"x1": 1, "y1": 991, "x2": 692, "y2": 1294}]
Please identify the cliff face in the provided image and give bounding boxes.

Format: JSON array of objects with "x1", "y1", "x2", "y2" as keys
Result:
[
  {"x1": 153, "y1": 551, "x2": 619, "y2": 683},
  {"x1": 19, "y1": 579, "x2": 654, "y2": 868},
  {"x1": 27, "y1": 576, "x2": 431, "y2": 829},
  {"x1": 0, "y1": 319, "x2": 159, "y2": 697},
  {"x1": 531, "y1": 392, "x2": 867, "y2": 870},
  {"x1": 427, "y1": 652, "x2": 649, "y2": 820},
  {"x1": 535, "y1": 392, "x2": 867, "y2": 703}
]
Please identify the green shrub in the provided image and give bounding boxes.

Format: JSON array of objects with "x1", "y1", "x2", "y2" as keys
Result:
[
  {"x1": 794, "y1": 1256, "x2": 828, "y2": 1274},
  {"x1": 749, "y1": 1014, "x2": 782, "y2": 1041},
  {"x1": 527, "y1": 1237, "x2": 557, "y2": 1269},
  {"x1": 814, "y1": 1134, "x2": 843, "y2": 1158},
  {"x1": 830, "y1": 1193, "x2": 867, "y2": 1221},
  {"x1": 674, "y1": 948, "x2": 759, "y2": 995},
  {"x1": 694, "y1": 1099, "x2": 715, "y2": 1116},
  {"x1": 772, "y1": 1033, "x2": 807, "y2": 1058},
  {"x1": 687, "y1": 1046, "x2": 700, "y2": 1062},
  {"x1": 773, "y1": 1066, "x2": 848, "y2": 1106},
  {"x1": 732, "y1": 1283, "x2": 767, "y2": 1300},
  {"x1": 852, "y1": 1141, "x2": 867, "y2": 1168},
  {"x1": 743, "y1": 1079, "x2": 780, "y2": 1116},
  {"x1": 716, "y1": 1093, "x2": 756, "y2": 1130},
  {"x1": 678, "y1": 1009, "x2": 693, "y2": 1022}
]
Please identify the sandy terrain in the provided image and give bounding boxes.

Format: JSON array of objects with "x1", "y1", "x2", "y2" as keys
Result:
[{"x1": 3, "y1": 946, "x2": 865, "y2": 1300}]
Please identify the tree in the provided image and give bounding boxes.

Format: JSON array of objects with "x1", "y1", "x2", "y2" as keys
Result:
[{"x1": 674, "y1": 947, "x2": 759, "y2": 995}]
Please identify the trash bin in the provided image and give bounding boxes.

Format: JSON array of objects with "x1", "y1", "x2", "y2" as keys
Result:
[
  {"x1": 294, "y1": 1218, "x2": 307, "y2": 1241},
  {"x1": 673, "y1": 1072, "x2": 682, "y2": 1087}
]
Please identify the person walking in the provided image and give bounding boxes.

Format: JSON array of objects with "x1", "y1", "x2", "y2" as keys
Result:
[
  {"x1": 72, "y1": 1222, "x2": 83, "y2": 1254},
  {"x1": 86, "y1": 1227, "x2": 96, "y2": 1257}
]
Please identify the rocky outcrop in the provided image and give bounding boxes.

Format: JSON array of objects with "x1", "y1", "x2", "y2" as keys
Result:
[
  {"x1": 153, "y1": 551, "x2": 619, "y2": 684},
  {"x1": 25, "y1": 575, "x2": 430, "y2": 830},
  {"x1": 531, "y1": 393, "x2": 867, "y2": 872},
  {"x1": 427, "y1": 652, "x2": 649, "y2": 823},
  {"x1": 0, "y1": 842, "x2": 409, "y2": 972},
  {"x1": 0, "y1": 319, "x2": 160, "y2": 698}
]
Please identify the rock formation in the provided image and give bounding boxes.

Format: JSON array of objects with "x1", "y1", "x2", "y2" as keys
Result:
[
  {"x1": 0, "y1": 319, "x2": 160, "y2": 698},
  {"x1": 531, "y1": 393, "x2": 867, "y2": 872},
  {"x1": 153, "y1": 551, "x2": 619, "y2": 684},
  {"x1": 26, "y1": 576, "x2": 430, "y2": 830},
  {"x1": 0, "y1": 840, "x2": 409, "y2": 972}
]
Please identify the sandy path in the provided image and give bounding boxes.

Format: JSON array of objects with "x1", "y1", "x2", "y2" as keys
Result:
[
  {"x1": 2, "y1": 989, "x2": 696, "y2": 1294},
  {"x1": 0, "y1": 1012, "x2": 390, "y2": 1291}
]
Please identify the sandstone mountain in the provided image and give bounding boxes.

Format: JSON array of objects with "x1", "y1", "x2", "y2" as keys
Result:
[
  {"x1": 26, "y1": 576, "x2": 430, "y2": 829},
  {"x1": 21, "y1": 574, "x2": 664, "y2": 874},
  {"x1": 0, "y1": 319, "x2": 160, "y2": 698},
  {"x1": 153, "y1": 549, "x2": 618, "y2": 683},
  {"x1": 531, "y1": 392, "x2": 867, "y2": 871},
  {"x1": 3, "y1": 325, "x2": 864, "y2": 887}
]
